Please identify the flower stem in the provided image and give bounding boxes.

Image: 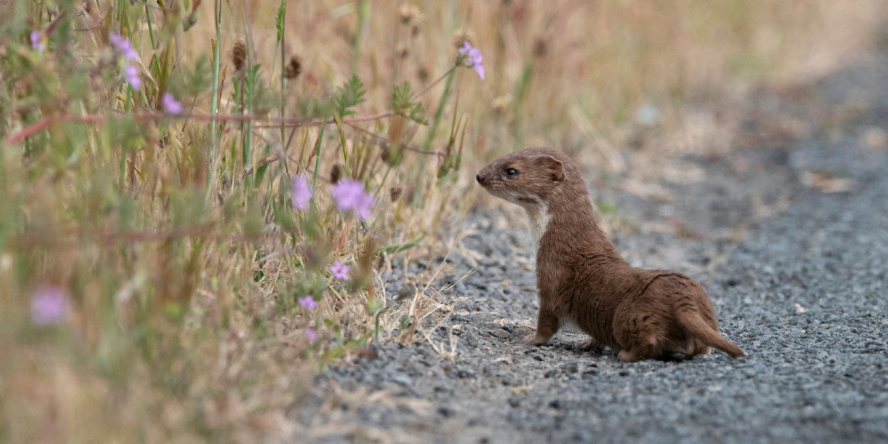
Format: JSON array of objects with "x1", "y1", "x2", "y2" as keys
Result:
[
  {"x1": 416, "y1": 65, "x2": 456, "y2": 99},
  {"x1": 312, "y1": 126, "x2": 326, "y2": 188},
  {"x1": 422, "y1": 68, "x2": 456, "y2": 152},
  {"x1": 278, "y1": 0, "x2": 287, "y2": 157},
  {"x1": 351, "y1": 0, "x2": 370, "y2": 76}
]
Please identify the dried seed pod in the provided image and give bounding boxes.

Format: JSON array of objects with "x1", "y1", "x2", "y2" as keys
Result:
[
  {"x1": 381, "y1": 144, "x2": 403, "y2": 167},
  {"x1": 390, "y1": 186, "x2": 403, "y2": 202},
  {"x1": 231, "y1": 40, "x2": 246, "y2": 71},
  {"x1": 533, "y1": 38, "x2": 548, "y2": 58},
  {"x1": 284, "y1": 56, "x2": 301, "y2": 80},
  {"x1": 417, "y1": 66, "x2": 429, "y2": 83},
  {"x1": 330, "y1": 163, "x2": 343, "y2": 184},
  {"x1": 452, "y1": 30, "x2": 475, "y2": 48},
  {"x1": 399, "y1": 4, "x2": 418, "y2": 25},
  {"x1": 492, "y1": 94, "x2": 513, "y2": 113}
]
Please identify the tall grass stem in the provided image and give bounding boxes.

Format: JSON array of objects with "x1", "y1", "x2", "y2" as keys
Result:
[
  {"x1": 422, "y1": 69, "x2": 456, "y2": 152},
  {"x1": 208, "y1": 0, "x2": 223, "y2": 191}
]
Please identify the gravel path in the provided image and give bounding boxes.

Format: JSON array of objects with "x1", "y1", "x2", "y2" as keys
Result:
[{"x1": 296, "y1": 58, "x2": 888, "y2": 443}]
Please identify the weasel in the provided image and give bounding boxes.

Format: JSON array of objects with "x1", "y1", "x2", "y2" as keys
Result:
[{"x1": 476, "y1": 147, "x2": 744, "y2": 362}]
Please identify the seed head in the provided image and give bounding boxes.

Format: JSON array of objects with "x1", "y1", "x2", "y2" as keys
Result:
[
  {"x1": 452, "y1": 30, "x2": 475, "y2": 48},
  {"x1": 389, "y1": 186, "x2": 403, "y2": 202},
  {"x1": 399, "y1": 4, "x2": 418, "y2": 25},
  {"x1": 231, "y1": 40, "x2": 247, "y2": 71},
  {"x1": 417, "y1": 66, "x2": 430, "y2": 83},
  {"x1": 492, "y1": 94, "x2": 512, "y2": 113},
  {"x1": 533, "y1": 38, "x2": 548, "y2": 58},
  {"x1": 330, "y1": 163, "x2": 343, "y2": 184},
  {"x1": 284, "y1": 56, "x2": 302, "y2": 80}
]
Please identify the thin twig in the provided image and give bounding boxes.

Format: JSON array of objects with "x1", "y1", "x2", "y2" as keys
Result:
[
  {"x1": 343, "y1": 122, "x2": 442, "y2": 157},
  {"x1": 7, "y1": 222, "x2": 303, "y2": 250},
  {"x1": 415, "y1": 65, "x2": 457, "y2": 99},
  {"x1": 253, "y1": 111, "x2": 395, "y2": 129},
  {"x1": 4, "y1": 111, "x2": 395, "y2": 145},
  {"x1": 5, "y1": 58, "x2": 461, "y2": 145}
]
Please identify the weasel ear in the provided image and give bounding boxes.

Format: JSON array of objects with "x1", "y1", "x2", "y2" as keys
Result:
[{"x1": 539, "y1": 156, "x2": 565, "y2": 183}]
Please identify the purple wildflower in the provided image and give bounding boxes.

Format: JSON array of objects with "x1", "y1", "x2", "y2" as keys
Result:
[
  {"x1": 329, "y1": 261, "x2": 350, "y2": 280},
  {"x1": 162, "y1": 93, "x2": 183, "y2": 114},
  {"x1": 299, "y1": 295, "x2": 319, "y2": 310},
  {"x1": 30, "y1": 31, "x2": 45, "y2": 52},
  {"x1": 291, "y1": 175, "x2": 312, "y2": 210},
  {"x1": 458, "y1": 42, "x2": 484, "y2": 80},
  {"x1": 109, "y1": 33, "x2": 139, "y2": 61},
  {"x1": 331, "y1": 179, "x2": 374, "y2": 220},
  {"x1": 31, "y1": 286, "x2": 71, "y2": 326},
  {"x1": 358, "y1": 227, "x2": 379, "y2": 239},
  {"x1": 124, "y1": 65, "x2": 141, "y2": 90},
  {"x1": 305, "y1": 327, "x2": 318, "y2": 341},
  {"x1": 108, "y1": 33, "x2": 124, "y2": 47}
]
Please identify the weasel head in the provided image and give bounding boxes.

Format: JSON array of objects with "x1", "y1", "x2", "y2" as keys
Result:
[{"x1": 475, "y1": 147, "x2": 566, "y2": 207}]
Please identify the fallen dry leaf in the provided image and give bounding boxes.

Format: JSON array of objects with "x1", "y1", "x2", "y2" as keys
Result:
[
  {"x1": 801, "y1": 170, "x2": 853, "y2": 193},
  {"x1": 861, "y1": 127, "x2": 888, "y2": 149}
]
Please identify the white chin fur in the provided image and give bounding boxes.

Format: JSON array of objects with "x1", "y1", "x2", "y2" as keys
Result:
[
  {"x1": 492, "y1": 190, "x2": 549, "y2": 248},
  {"x1": 521, "y1": 198, "x2": 550, "y2": 248}
]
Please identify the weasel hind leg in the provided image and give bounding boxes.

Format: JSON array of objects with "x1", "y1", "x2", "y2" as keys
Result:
[
  {"x1": 664, "y1": 338, "x2": 710, "y2": 357},
  {"x1": 687, "y1": 339, "x2": 711, "y2": 357},
  {"x1": 614, "y1": 309, "x2": 672, "y2": 361},
  {"x1": 616, "y1": 335, "x2": 663, "y2": 362}
]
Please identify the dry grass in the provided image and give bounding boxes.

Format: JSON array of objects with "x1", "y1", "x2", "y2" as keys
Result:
[{"x1": 1, "y1": 0, "x2": 886, "y2": 442}]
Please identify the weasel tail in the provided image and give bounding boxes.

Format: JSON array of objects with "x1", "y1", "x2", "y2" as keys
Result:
[{"x1": 676, "y1": 310, "x2": 745, "y2": 358}]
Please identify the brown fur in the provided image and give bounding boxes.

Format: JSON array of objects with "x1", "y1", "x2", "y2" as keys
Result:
[{"x1": 476, "y1": 147, "x2": 744, "y2": 362}]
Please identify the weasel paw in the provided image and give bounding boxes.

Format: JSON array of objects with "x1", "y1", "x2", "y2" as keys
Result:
[
  {"x1": 578, "y1": 338, "x2": 603, "y2": 352},
  {"x1": 522, "y1": 334, "x2": 548, "y2": 346}
]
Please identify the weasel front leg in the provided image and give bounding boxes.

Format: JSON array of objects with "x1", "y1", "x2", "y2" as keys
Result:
[{"x1": 523, "y1": 306, "x2": 560, "y2": 345}]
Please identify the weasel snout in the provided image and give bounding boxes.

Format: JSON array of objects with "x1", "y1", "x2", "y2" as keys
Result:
[{"x1": 476, "y1": 173, "x2": 485, "y2": 185}]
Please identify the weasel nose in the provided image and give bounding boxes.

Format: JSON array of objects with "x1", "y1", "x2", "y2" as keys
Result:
[{"x1": 476, "y1": 174, "x2": 484, "y2": 184}]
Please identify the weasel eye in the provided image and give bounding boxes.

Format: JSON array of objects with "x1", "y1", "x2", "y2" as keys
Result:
[{"x1": 506, "y1": 168, "x2": 519, "y2": 176}]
